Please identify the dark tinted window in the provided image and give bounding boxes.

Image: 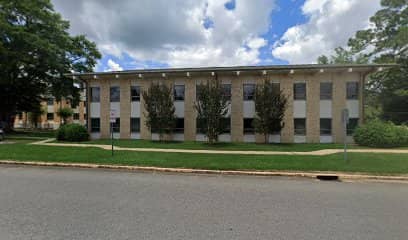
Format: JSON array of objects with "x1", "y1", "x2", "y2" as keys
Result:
[
  {"x1": 174, "y1": 118, "x2": 184, "y2": 133},
  {"x1": 91, "y1": 118, "x2": 100, "y2": 132},
  {"x1": 347, "y1": 118, "x2": 359, "y2": 135},
  {"x1": 47, "y1": 113, "x2": 53, "y2": 120},
  {"x1": 131, "y1": 118, "x2": 140, "y2": 132},
  {"x1": 294, "y1": 118, "x2": 306, "y2": 135},
  {"x1": 222, "y1": 84, "x2": 231, "y2": 100},
  {"x1": 294, "y1": 83, "x2": 306, "y2": 100},
  {"x1": 320, "y1": 118, "x2": 332, "y2": 135},
  {"x1": 174, "y1": 85, "x2": 185, "y2": 101},
  {"x1": 320, "y1": 82, "x2": 332, "y2": 100},
  {"x1": 73, "y1": 113, "x2": 80, "y2": 120},
  {"x1": 221, "y1": 118, "x2": 231, "y2": 134},
  {"x1": 110, "y1": 87, "x2": 120, "y2": 102},
  {"x1": 90, "y1": 87, "x2": 100, "y2": 102},
  {"x1": 243, "y1": 84, "x2": 255, "y2": 100},
  {"x1": 112, "y1": 118, "x2": 120, "y2": 132},
  {"x1": 243, "y1": 118, "x2": 254, "y2": 133},
  {"x1": 346, "y1": 82, "x2": 359, "y2": 99},
  {"x1": 272, "y1": 82, "x2": 280, "y2": 94},
  {"x1": 47, "y1": 98, "x2": 54, "y2": 105},
  {"x1": 131, "y1": 86, "x2": 140, "y2": 101}
]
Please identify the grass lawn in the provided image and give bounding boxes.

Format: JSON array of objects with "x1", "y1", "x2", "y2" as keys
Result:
[
  {"x1": 52, "y1": 139, "x2": 376, "y2": 152},
  {"x1": 1, "y1": 140, "x2": 408, "y2": 175},
  {"x1": 7, "y1": 129, "x2": 56, "y2": 139}
]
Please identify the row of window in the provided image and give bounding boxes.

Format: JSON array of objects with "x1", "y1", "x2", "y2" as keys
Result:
[
  {"x1": 89, "y1": 117, "x2": 359, "y2": 136},
  {"x1": 90, "y1": 82, "x2": 359, "y2": 103},
  {"x1": 46, "y1": 113, "x2": 83, "y2": 121}
]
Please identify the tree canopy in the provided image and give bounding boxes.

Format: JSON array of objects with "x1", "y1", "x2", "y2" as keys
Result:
[{"x1": 0, "y1": 0, "x2": 101, "y2": 129}]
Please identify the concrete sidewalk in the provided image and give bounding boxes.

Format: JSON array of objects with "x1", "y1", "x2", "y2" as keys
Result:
[{"x1": 30, "y1": 138, "x2": 408, "y2": 156}]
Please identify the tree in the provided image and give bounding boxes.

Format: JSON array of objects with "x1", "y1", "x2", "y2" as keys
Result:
[
  {"x1": 142, "y1": 83, "x2": 176, "y2": 141},
  {"x1": 27, "y1": 105, "x2": 45, "y2": 129},
  {"x1": 0, "y1": 0, "x2": 101, "y2": 131},
  {"x1": 195, "y1": 78, "x2": 230, "y2": 144},
  {"x1": 57, "y1": 107, "x2": 73, "y2": 125},
  {"x1": 253, "y1": 81, "x2": 287, "y2": 143}
]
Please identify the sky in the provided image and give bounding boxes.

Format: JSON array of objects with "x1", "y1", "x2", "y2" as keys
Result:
[{"x1": 51, "y1": 0, "x2": 381, "y2": 72}]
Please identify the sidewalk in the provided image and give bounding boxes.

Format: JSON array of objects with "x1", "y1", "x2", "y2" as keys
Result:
[{"x1": 30, "y1": 138, "x2": 408, "y2": 156}]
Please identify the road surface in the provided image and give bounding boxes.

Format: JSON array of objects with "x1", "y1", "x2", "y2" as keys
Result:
[{"x1": 0, "y1": 166, "x2": 407, "y2": 239}]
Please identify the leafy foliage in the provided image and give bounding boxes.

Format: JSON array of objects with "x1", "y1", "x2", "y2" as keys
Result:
[
  {"x1": 27, "y1": 105, "x2": 45, "y2": 129},
  {"x1": 195, "y1": 79, "x2": 230, "y2": 144},
  {"x1": 56, "y1": 107, "x2": 73, "y2": 125},
  {"x1": 142, "y1": 83, "x2": 176, "y2": 141},
  {"x1": 253, "y1": 81, "x2": 287, "y2": 143},
  {"x1": 353, "y1": 120, "x2": 408, "y2": 148},
  {"x1": 0, "y1": 0, "x2": 101, "y2": 129},
  {"x1": 56, "y1": 123, "x2": 89, "y2": 142}
]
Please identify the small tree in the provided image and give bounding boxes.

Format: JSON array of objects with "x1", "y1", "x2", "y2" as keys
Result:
[
  {"x1": 27, "y1": 106, "x2": 45, "y2": 129},
  {"x1": 254, "y1": 81, "x2": 287, "y2": 143},
  {"x1": 142, "y1": 83, "x2": 176, "y2": 141},
  {"x1": 195, "y1": 79, "x2": 230, "y2": 144},
  {"x1": 57, "y1": 107, "x2": 73, "y2": 125}
]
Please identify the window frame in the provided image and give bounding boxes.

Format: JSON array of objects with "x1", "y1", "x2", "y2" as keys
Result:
[
  {"x1": 243, "y1": 84, "x2": 255, "y2": 101},
  {"x1": 131, "y1": 86, "x2": 140, "y2": 102},
  {"x1": 90, "y1": 87, "x2": 100, "y2": 103},
  {"x1": 320, "y1": 82, "x2": 332, "y2": 100},
  {"x1": 91, "y1": 118, "x2": 100, "y2": 132},
  {"x1": 243, "y1": 118, "x2": 255, "y2": 134},
  {"x1": 221, "y1": 84, "x2": 232, "y2": 101},
  {"x1": 346, "y1": 82, "x2": 359, "y2": 100},
  {"x1": 110, "y1": 86, "x2": 120, "y2": 102},
  {"x1": 294, "y1": 118, "x2": 306, "y2": 135},
  {"x1": 320, "y1": 118, "x2": 332, "y2": 135},
  {"x1": 174, "y1": 85, "x2": 185, "y2": 101},
  {"x1": 294, "y1": 83, "x2": 306, "y2": 100},
  {"x1": 130, "y1": 118, "x2": 140, "y2": 133},
  {"x1": 73, "y1": 113, "x2": 80, "y2": 120}
]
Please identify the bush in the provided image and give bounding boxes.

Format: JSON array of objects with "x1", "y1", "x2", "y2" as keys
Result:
[
  {"x1": 353, "y1": 120, "x2": 408, "y2": 148},
  {"x1": 56, "y1": 123, "x2": 89, "y2": 142}
]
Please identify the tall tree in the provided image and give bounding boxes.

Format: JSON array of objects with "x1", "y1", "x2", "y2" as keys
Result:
[
  {"x1": 0, "y1": 0, "x2": 101, "y2": 130},
  {"x1": 142, "y1": 83, "x2": 176, "y2": 141},
  {"x1": 195, "y1": 78, "x2": 230, "y2": 144},
  {"x1": 253, "y1": 81, "x2": 287, "y2": 143}
]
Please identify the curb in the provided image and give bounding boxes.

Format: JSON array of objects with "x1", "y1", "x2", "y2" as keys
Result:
[{"x1": 1, "y1": 160, "x2": 408, "y2": 182}]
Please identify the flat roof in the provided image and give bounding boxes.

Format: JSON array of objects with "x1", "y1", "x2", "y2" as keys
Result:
[{"x1": 67, "y1": 63, "x2": 396, "y2": 78}]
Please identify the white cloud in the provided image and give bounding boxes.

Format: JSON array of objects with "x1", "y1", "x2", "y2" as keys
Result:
[
  {"x1": 52, "y1": 0, "x2": 275, "y2": 68},
  {"x1": 272, "y1": 0, "x2": 381, "y2": 64},
  {"x1": 105, "y1": 59, "x2": 123, "y2": 72}
]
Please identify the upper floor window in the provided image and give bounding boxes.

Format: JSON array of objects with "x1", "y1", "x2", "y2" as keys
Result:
[
  {"x1": 131, "y1": 86, "x2": 140, "y2": 102},
  {"x1": 320, "y1": 82, "x2": 332, "y2": 100},
  {"x1": 90, "y1": 87, "x2": 100, "y2": 102},
  {"x1": 73, "y1": 113, "x2": 80, "y2": 120},
  {"x1": 47, "y1": 98, "x2": 54, "y2": 105},
  {"x1": 271, "y1": 82, "x2": 280, "y2": 94},
  {"x1": 222, "y1": 84, "x2": 231, "y2": 101},
  {"x1": 47, "y1": 113, "x2": 53, "y2": 121},
  {"x1": 243, "y1": 84, "x2": 255, "y2": 101},
  {"x1": 346, "y1": 82, "x2": 359, "y2": 99},
  {"x1": 294, "y1": 83, "x2": 306, "y2": 100},
  {"x1": 110, "y1": 86, "x2": 120, "y2": 102},
  {"x1": 174, "y1": 85, "x2": 185, "y2": 101}
]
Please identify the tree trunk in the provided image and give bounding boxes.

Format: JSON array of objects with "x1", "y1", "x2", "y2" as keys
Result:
[{"x1": 264, "y1": 134, "x2": 269, "y2": 144}]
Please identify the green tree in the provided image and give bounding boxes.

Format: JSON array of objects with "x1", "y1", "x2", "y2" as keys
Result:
[
  {"x1": 27, "y1": 105, "x2": 45, "y2": 129},
  {"x1": 195, "y1": 78, "x2": 230, "y2": 144},
  {"x1": 142, "y1": 83, "x2": 176, "y2": 141},
  {"x1": 0, "y1": 0, "x2": 101, "y2": 130},
  {"x1": 57, "y1": 107, "x2": 73, "y2": 125},
  {"x1": 253, "y1": 81, "x2": 287, "y2": 143}
]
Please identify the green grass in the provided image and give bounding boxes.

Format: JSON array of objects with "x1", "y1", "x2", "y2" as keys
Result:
[
  {"x1": 53, "y1": 139, "x2": 372, "y2": 152},
  {"x1": 1, "y1": 140, "x2": 408, "y2": 175},
  {"x1": 7, "y1": 129, "x2": 56, "y2": 139}
]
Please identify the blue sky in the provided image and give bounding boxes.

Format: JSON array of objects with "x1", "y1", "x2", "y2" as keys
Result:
[{"x1": 52, "y1": 0, "x2": 381, "y2": 72}]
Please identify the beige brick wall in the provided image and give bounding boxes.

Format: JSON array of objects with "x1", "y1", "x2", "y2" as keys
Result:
[
  {"x1": 120, "y1": 78, "x2": 131, "y2": 139},
  {"x1": 332, "y1": 72, "x2": 347, "y2": 143},
  {"x1": 306, "y1": 74, "x2": 320, "y2": 143},
  {"x1": 280, "y1": 76, "x2": 294, "y2": 143},
  {"x1": 184, "y1": 77, "x2": 196, "y2": 141},
  {"x1": 231, "y1": 76, "x2": 243, "y2": 142},
  {"x1": 100, "y1": 79, "x2": 110, "y2": 138},
  {"x1": 140, "y1": 79, "x2": 151, "y2": 140}
]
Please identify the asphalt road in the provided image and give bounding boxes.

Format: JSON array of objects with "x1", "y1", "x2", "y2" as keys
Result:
[{"x1": 0, "y1": 166, "x2": 407, "y2": 240}]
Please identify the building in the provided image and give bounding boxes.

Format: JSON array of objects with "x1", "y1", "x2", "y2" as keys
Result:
[
  {"x1": 14, "y1": 96, "x2": 86, "y2": 129},
  {"x1": 70, "y1": 64, "x2": 391, "y2": 143}
]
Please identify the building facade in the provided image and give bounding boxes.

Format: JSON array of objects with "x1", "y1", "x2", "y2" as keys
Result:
[{"x1": 72, "y1": 64, "x2": 388, "y2": 143}]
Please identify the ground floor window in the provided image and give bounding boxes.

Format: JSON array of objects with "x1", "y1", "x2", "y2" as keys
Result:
[
  {"x1": 91, "y1": 118, "x2": 100, "y2": 132},
  {"x1": 347, "y1": 118, "x2": 359, "y2": 135},
  {"x1": 221, "y1": 118, "x2": 231, "y2": 134},
  {"x1": 320, "y1": 118, "x2": 332, "y2": 135},
  {"x1": 111, "y1": 118, "x2": 120, "y2": 133},
  {"x1": 174, "y1": 118, "x2": 184, "y2": 133},
  {"x1": 131, "y1": 118, "x2": 140, "y2": 133},
  {"x1": 47, "y1": 113, "x2": 54, "y2": 121},
  {"x1": 294, "y1": 118, "x2": 306, "y2": 135},
  {"x1": 243, "y1": 118, "x2": 254, "y2": 134},
  {"x1": 73, "y1": 113, "x2": 80, "y2": 120}
]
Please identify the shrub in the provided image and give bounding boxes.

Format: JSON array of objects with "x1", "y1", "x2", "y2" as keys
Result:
[
  {"x1": 353, "y1": 120, "x2": 408, "y2": 148},
  {"x1": 56, "y1": 123, "x2": 89, "y2": 142}
]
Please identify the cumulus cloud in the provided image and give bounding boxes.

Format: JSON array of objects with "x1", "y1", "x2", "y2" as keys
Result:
[
  {"x1": 105, "y1": 59, "x2": 123, "y2": 72},
  {"x1": 272, "y1": 0, "x2": 381, "y2": 64},
  {"x1": 52, "y1": 0, "x2": 275, "y2": 68}
]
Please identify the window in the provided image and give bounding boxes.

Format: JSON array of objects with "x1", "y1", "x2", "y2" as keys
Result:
[
  {"x1": 243, "y1": 118, "x2": 254, "y2": 134},
  {"x1": 347, "y1": 118, "x2": 359, "y2": 135},
  {"x1": 221, "y1": 118, "x2": 231, "y2": 134},
  {"x1": 174, "y1": 118, "x2": 184, "y2": 133},
  {"x1": 294, "y1": 118, "x2": 306, "y2": 135},
  {"x1": 91, "y1": 118, "x2": 100, "y2": 132},
  {"x1": 243, "y1": 84, "x2": 255, "y2": 100},
  {"x1": 294, "y1": 83, "x2": 306, "y2": 100},
  {"x1": 347, "y1": 82, "x2": 359, "y2": 99},
  {"x1": 111, "y1": 118, "x2": 120, "y2": 132},
  {"x1": 47, "y1": 113, "x2": 53, "y2": 121},
  {"x1": 131, "y1": 86, "x2": 140, "y2": 102},
  {"x1": 131, "y1": 118, "x2": 140, "y2": 133},
  {"x1": 320, "y1": 82, "x2": 332, "y2": 100},
  {"x1": 90, "y1": 87, "x2": 100, "y2": 102},
  {"x1": 84, "y1": 114, "x2": 87, "y2": 120},
  {"x1": 174, "y1": 85, "x2": 185, "y2": 101},
  {"x1": 47, "y1": 98, "x2": 54, "y2": 105},
  {"x1": 320, "y1": 118, "x2": 332, "y2": 135},
  {"x1": 73, "y1": 113, "x2": 80, "y2": 120},
  {"x1": 110, "y1": 87, "x2": 120, "y2": 102},
  {"x1": 272, "y1": 82, "x2": 280, "y2": 94},
  {"x1": 222, "y1": 84, "x2": 231, "y2": 100}
]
